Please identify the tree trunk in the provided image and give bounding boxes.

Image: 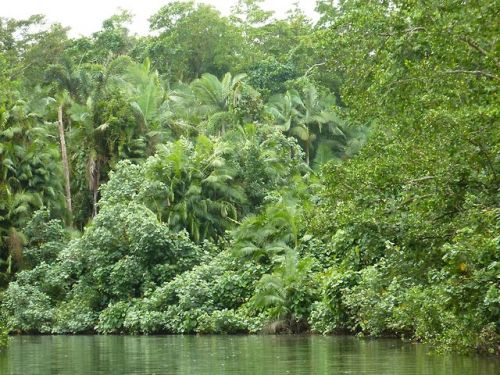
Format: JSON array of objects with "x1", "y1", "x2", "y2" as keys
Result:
[
  {"x1": 58, "y1": 105, "x2": 72, "y2": 221},
  {"x1": 305, "y1": 141, "x2": 310, "y2": 166},
  {"x1": 91, "y1": 160, "x2": 100, "y2": 218}
]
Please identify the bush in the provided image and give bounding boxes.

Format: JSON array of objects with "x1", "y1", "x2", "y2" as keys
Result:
[
  {"x1": 309, "y1": 268, "x2": 358, "y2": 334},
  {"x1": 96, "y1": 301, "x2": 131, "y2": 334},
  {"x1": 3, "y1": 283, "x2": 53, "y2": 333},
  {"x1": 131, "y1": 250, "x2": 266, "y2": 334},
  {"x1": 52, "y1": 298, "x2": 97, "y2": 334},
  {"x1": 23, "y1": 209, "x2": 70, "y2": 267},
  {"x1": 196, "y1": 309, "x2": 249, "y2": 334}
]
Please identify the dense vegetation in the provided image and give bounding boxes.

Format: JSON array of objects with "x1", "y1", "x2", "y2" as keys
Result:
[{"x1": 0, "y1": 0, "x2": 498, "y2": 354}]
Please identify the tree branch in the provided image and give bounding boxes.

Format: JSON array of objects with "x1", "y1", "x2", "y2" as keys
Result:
[
  {"x1": 406, "y1": 176, "x2": 436, "y2": 184},
  {"x1": 441, "y1": 69, "x2": 500, "y2": 81},
  {"x1": 380, "y1": 26, "x2": 426, "y2": 37},
  {"x1": 303, "y1": 62, "x2": 326, "y2": 77},
  {"x1": 459, "y1": 36, "x2": 500, "y2": 70}
]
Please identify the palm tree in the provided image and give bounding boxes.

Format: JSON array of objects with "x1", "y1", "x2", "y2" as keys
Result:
[
  {"x1": 65, "y1": 55, "x2": 139, "y2": 218},
  {"x1": 253, "y1": 249, "x2": 315, "y2": 330},
  {"x1": 0, "y1": 95, "x2": 65, "y2": 282},
  {"x1": 143, "y1": 136, "x2": 247, "y2": 242},
  {"x1": 44, "y1": 57, "x2": 95, "y2": 104},
  {"x1": 55, "y1": 93, "x2": 72, "y2": 221},
  {"x1": 233, "y1": 198, "x2": 299, "y2": 263},
  {"x1": 267, "y1": 85, "x2": 346, "y2": 166},
  {"x1": 122, "y1": 58, "x2": 163, "y2": 130},
  {"x1": 122, "y1": 58, "x2": 193, "y2": 150},
  {"x1": 190, "y1": 72, "x2": 246, "y2": 135},
  {"x1": 265, "y1": 90, "x2": 302, "y2": 133},
  {"x1": 167, "y1": 83, "x2": 201, "y2": 124}
]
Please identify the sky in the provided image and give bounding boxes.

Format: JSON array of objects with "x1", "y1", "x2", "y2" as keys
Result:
[{"x1": 1, "y1": 0, "x2": 319, "y2": 37}]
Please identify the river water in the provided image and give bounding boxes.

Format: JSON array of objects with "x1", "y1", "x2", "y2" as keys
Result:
[{"x1": 0, "y1": 335, "x2": 498, "y2": 374}]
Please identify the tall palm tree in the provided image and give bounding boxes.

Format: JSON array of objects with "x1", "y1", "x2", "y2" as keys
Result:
[
  {"x1": 67, "y1": 56, "x2": 138, "y2": 218},
  {"x1": 44, "y1": 57, "x2": 95, "y2": 104},
  {"x1": 55, "y1": 92, "x2": 72, "y2": 221}
]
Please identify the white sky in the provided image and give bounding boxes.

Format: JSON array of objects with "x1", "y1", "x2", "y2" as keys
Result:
[{"x1": 1, "y1": 0, "x2": 319, "y2": 37}]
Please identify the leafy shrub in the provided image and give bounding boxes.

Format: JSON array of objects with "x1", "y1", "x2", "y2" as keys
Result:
[
  {"x1": 3, "y1": 283, "x2": 54, "y2": 333},
  {"x1": 309, "y1": 268, "x2": 359, "y2": 334},
  {"x1": 96, "y1": 301, "x2": 131, "y2": 334},
  {"x1": 52, "y1": 298, "x2": 97, "y2": 334},
  {"x1": 23, "y1": 209, "x2": 70, "y2": 267},
  {"x1": 123, "y1": 301, "x2": 167, "y2": 334},
  {"x1": 132, "y1": 249, "x2": 266, "y2": 334},
  {"x1": 196, "y1": 309, "x2": 248, "y2": 334}
]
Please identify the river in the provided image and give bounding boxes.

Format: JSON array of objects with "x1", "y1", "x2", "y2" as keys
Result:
[{"x1": 0, "y1": 335, "x2": 498, "y2": 374}]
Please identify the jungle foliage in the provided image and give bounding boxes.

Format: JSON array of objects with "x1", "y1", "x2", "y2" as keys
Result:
[{"x1": 0, "y1": 0, "x2": 498, "y2": 354}]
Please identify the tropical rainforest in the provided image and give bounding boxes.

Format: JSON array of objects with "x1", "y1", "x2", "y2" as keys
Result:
[{"x1": 0, "y1": 0, "x2": 498, "y2": 354}]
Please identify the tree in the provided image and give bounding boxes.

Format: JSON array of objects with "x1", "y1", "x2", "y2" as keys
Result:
[
  {"x1": 0, "y1": 16, "x2": 69, "y2": 88},
  {"x1": 309, "y1": 0, "x2": 499, "y2": 352},
  {"x1": 149, "y1": 1, "x2": 242, "y2": 81},
  {"x1": 121, "y1": 58, "x2": 189, "y2": 149},
  {"x1": 67, "y1": 55, "x2": 140, "y2": 220},
  {"x1": 141, "y1": 136, "x2": 247, "y2": 242},
  {"x1": 57, "y1": 98, "x2": 72, "y2": 220},
  {"x1": 90, "y1": 11, "x2": 135, "y2": 63}
]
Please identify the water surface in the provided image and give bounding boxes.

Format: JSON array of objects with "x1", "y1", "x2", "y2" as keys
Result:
[{"x1": 0, "y1": 335, "x2": 498, "y2": 374}]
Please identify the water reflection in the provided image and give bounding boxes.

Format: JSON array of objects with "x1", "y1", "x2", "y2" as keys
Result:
[{"x1": 0, "y1": 335, "x2": 498, "y2": 374}]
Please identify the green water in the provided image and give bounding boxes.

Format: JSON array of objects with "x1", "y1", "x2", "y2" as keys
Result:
[{"x1": 0, "y1": 335, "x2": 497, "y2": 374}]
